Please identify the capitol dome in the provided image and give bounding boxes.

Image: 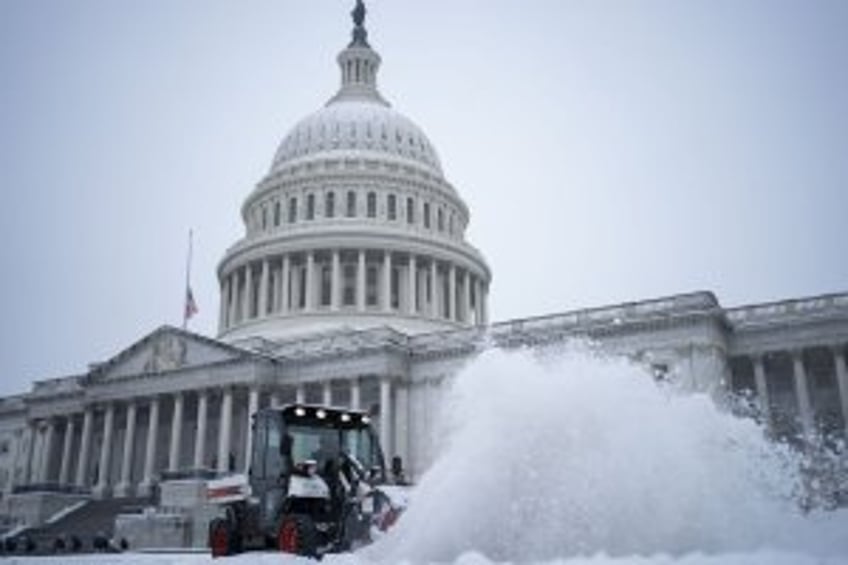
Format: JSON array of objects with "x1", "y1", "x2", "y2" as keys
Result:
[
  {"x1": 270, "y1": 101, "x2": 444, "y2": 179},
  {"x1": 217, "y1": 3, "x2": 490, "y2": 342}
]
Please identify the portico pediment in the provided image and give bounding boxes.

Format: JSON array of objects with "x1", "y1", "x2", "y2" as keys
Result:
[{"x1": 90, "y1": 325, "x2": 252, "y2": 382}]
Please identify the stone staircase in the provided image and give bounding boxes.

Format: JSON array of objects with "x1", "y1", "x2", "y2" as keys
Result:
[{"x1": 4, "y1": 496, "x2": 150, "y2": 555}]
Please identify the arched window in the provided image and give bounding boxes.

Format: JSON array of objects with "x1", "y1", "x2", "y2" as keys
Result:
[
  {"x1": 261, "y1": 207, "x2": 267, "y2": 230},
  {"x1": 325, "y1": 192, "x2": 335, "y2": 218},
  {"x1": 406, "y1": 197, "x2": 415, "y2": 224},
  {"x1": 347, "y1": 191, "x2": 357, "y2": 217},
  {"x1": 367, "y1": 192, "x2": 377, "y2": 218},
  {"x1": 306, "y1": 194, "x2": 315, "y2": 220},
  {"x1": 449, "y1": 213, "x2": 455, "y2": 235},
  {"x1": 288, "y1": 197, "x2": 298, "y2": 223},
  {"x1": 423, "y1": 203, "x2": 431, "y2": 229},
  {"x1": 387, "y1": 194, "x2": 397, "y2": 220},
  {"x1": 274, "y1": 201, "x2": 281, "y2": 226},
  {"x1": 437, "y1": 208, "x2": 444, "y2": 232}
]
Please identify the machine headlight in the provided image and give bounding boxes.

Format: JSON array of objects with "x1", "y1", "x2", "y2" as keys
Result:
[
  {"x1": 295, "y1": 407, "x2": 306, "y2": 417},
  {"x1": 341, "y1": 413, "x2": 351, "y2": 423},
  {"x1": 316, "y1": 409, "x2": 327, "y2": 419},
  {"x1": 361, "y1": 415, "x2": 371, "y2": 424}
]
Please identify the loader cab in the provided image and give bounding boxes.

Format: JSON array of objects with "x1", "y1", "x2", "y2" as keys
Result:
[{"x1": 249, "y1": 405, "x2": 386, "y2": 531}]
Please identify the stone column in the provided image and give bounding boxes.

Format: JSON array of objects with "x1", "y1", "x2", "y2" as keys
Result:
[
  {"x1": 322, "y1": 382, "x2": 332, "y2": 406},
  {"x1": 462, "y1": 271, "x2": 472, "y2": 324},
  {"x1": 40, "y1": 419, "x2": 56, "y2": 483},
  {"x1": 305, "y1": 252, "x2": 315, "y2": 312},
  {"x1": 218, "y1": 387, "x2": 234, "y2": 473},
  {"x1": 833, "y1": 345, "x2": 848, "y2": 440},
  {"x1": 448, "y1": 264, "x2": 457, "y2": 322},
  {"x1": 350, "y1": 379, "x2": 361, "y2": 410},
  {"x1": 168, "y1": 393, "x2": 184, "y2": 472},
  {"x1": 430, "y1": 260, "x2": 439, "y2": 318},
  {"x1": 379, "y1": 377, "x2": 393, "y2": 458},
  {"x1": 59, "y1": 416, "x2": 76, "y2": 486},
  {"x1": 140, "y1": 396, "x2": 160, "y2": 495},
  {"x1": 407, "y1": 255, "x2": 417, "y2": 315},
  {"x1": 194, "y1": 390, "x2": 208, "y2": 470},
  {"x1": 282, "y1": 254, "x2": 291, "y2": 314},
  {"x1": 258, "y1": 259, "x2": 270, "y2": 318},
  {"x1": 228, "y1": 272, "x2": 239, "y2": 326},
  {"x1": 383, "y1": 251, "x2": 393, "y2": 311},
  {"x1": 116, "y1": 401, "x2": 137, "y2": 497},
  {"x1": 331, "y1": 250, "x2": 341, "y2": 311},
  {"x1": 245, "y1": 387, "x2": 260, "y2": 472},
  {"x1": 791, "y1": 350, "x2": 815, "y2": 439},
  {"x1": 244, "y1": 264, "x2": 254, "y2": 320},
  {"x1": 752, "y1": 354, "x2": 772, "y2": 428},
  {"x1": 394, "y1": 381, "x2": 410, "y2": 470},
  {"x1": 21, "y1": 423, "x2": 35, "y2": 486},
  {"x1": 295, "y1": 385, "x2": 306, "y2": 405},
  {"x1": 8, "y1": 430, "x2": 23, "y2": 491},
  {"x1": 357, "y1": 250, "x2": 367, "y2": 310},
  {"x1": 94, "y1": 403, "x2": 115, "y2": 498},
  {"x1": 75, "y1": 408, "x2": 94, "y2": 487}
]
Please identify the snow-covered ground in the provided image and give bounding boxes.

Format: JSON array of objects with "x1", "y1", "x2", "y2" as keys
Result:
[{"x1": 10, "y1": 346, "x2": 848, "y2": 564}]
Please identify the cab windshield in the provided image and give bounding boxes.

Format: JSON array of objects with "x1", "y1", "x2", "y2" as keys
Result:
[{"x1": 286, "y1": 424, "x2": 379, "y2": 471}]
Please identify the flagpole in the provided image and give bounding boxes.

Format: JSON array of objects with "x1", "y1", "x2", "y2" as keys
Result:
[{"x1": 183, "y1": 229, "x2": 193, "y2": 330}]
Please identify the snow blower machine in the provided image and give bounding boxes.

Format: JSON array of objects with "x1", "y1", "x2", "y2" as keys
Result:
[{"x1": 207, "y1": 404, "x2": 405, "y2": 558}]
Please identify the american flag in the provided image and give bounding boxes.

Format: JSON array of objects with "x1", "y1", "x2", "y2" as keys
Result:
[{"x1": 184, "y1": 286, "x2": 199, "y2": 321}]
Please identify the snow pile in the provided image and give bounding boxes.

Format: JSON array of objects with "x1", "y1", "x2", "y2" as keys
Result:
[{"x1": 369, "y1": 345, "x2": 848, "y2": 563}]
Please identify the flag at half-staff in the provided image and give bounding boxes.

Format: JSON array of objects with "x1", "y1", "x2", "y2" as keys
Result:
[{"x1": 183, "y1": 229, "x2": 199, "y2": 329}]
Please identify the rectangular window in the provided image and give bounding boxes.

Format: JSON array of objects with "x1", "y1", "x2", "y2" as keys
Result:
[
  {"x1": 288, "y1": 197, "x2": 298, "y2": 223},
  {"x1": 320, "y1": 264, "x2": 332, "y2": 306},
  {"x1": 387, "y1": 194, "x2": 397, "y2": 220},
  {"x1": 306, "y1": 194, "x2": 315, "y2": 220},
  {"x1": 366, "y1": 266, "x2": 379, "y2": 306},
  {"x1": 343, "y1": 264, "x2": 356, "y2": 306},
  {"x1": 347, "y1": 191, "x2": 357, "y2": 217},
  {"x1": 298, "y1": 267, "x2": 307, "y2": 309},
  {"x1": 423, "y1": 202, "x2": 431, "y2": 229},
  {"x1": 274, "y1": 202, "x2": 281, "y2": 226},
  {"x1": 325, "y1": 192, "x2": 335, "y2": 218},
  {"x1": 367, "y1": 192, "x2": 377, "y2": 218},
  {"x1": 406, "y1": 197, "x2": 415, "y2": 224},
  {"x1": 391, "y1": 267, "x2": 400, "y2": 309},
  {"x1": 437, "y1": 208, "x2": 444, "y2": 232}
]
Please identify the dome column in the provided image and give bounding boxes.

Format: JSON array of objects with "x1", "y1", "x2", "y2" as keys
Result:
[
  {"x1": 219, "y1": 278, "x2": 229, "y2": 332},
  {"x1": 259, "y1": 259, "x2": 270, "y2": 317},
  {"x1": 305, "y1": 252, "x2": 316, "y2": 312},
  {"x1": 462, "y1": 270, "x2": 472, "y2": 323},
  {"x1": 228, "y1": 273, "x2": 239, "y2": 328},
  {"x1": 448, "y1": 264, "x2": 457, "y2": 322},
  {"x1": 430, "y1": 259, "x2": 439, "y2": 318},
  {"x1": 331, "y1": 250, "x2": 342, "y2": 311},
  {"x1": 357, "y1": 250, "x2": 367, "y2": 311},
  {"x1": 383, "y1": 251, "x2": 393, "y2": 311},
  {"x1": 244, "y1": 264, "x2": 254, "y2": 320},
  {"x1": 281, "y1": 254, "x2": 291, "y2": 314},
  {"x1": 407, "y1": 255, "x2": 417, "y2": 315}
]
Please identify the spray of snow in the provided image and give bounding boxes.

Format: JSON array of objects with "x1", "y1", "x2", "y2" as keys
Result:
[{"x1": 367, "y1": 344, "x2": 848, "y2": 563}]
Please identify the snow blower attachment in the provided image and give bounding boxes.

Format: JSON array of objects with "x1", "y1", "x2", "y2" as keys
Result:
[{"x1": 207, "y1": 405, "x2": 404, "y2": 558}]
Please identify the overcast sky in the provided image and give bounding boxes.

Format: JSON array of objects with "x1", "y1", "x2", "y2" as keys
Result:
[{"x1": 1, "y1": 0, "x2": 846, "y2": 396}]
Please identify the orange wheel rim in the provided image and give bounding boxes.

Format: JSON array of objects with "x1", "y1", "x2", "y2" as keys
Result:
[
  {"x1": 279, "y1": 520, "x2": 299, "y2": 553},
  {"x1": 211, "y1": 525, "x2": 228, "y2": 557}
]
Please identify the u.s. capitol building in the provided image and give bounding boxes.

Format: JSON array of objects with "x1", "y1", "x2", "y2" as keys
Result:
[{"x1": 1, "y1": 3, "x2": 847, "y2": 530}]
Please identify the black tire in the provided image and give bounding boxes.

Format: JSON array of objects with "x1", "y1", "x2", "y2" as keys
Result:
[
  {"x1": 277, "y1": 513, "x2": 318, "y2": 557},
  {"x1": 209, "y1": 517, "x2": 233, "y2": 558}
]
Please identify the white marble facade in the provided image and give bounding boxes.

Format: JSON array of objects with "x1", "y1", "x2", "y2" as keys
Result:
[{"x1": 2, "y1": 4, "x2": 848, "y2": 519}]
